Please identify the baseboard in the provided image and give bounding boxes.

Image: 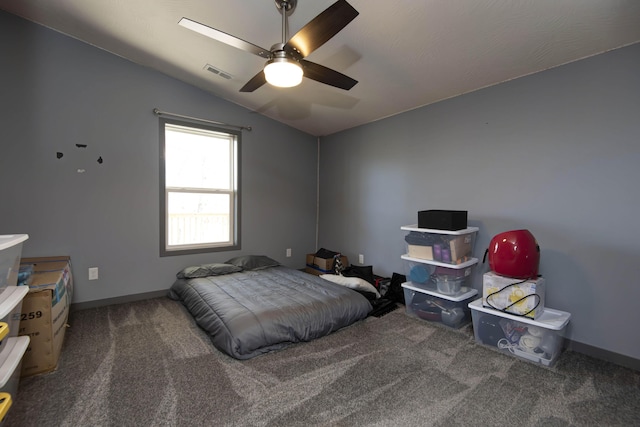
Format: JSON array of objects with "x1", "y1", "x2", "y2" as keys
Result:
[
  {"x1": 70, "y1": 290, "x2": 168, "y2": 312},
  {"x1": 566, "y1": 339, "x2": 640, "y2": 371}
]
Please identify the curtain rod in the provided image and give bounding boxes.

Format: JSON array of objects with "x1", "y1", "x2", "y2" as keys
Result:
[{"x1": 153, "y1": 108, "x2": 252, "y2": 131}]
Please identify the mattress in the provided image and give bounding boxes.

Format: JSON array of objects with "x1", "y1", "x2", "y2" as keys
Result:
[{"x1": 168, "y1": 265, "x2": 372, "y2": 359}]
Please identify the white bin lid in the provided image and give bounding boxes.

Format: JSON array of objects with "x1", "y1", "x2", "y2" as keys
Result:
[
  {"x1": 402, "y1": 281, "x2": 478, "y2": 302},
  {"x1": 468, "y1": 298, "x2": 571, "y2": 330},
  {"x1": 401, "y1": 225, "x2": 479, "y2": 235},
  {"x1": 0, "y1": 235, "x2": 28, "y2": 251},
  {"x1": 0, "y1": 287, "x2": 29, "y2": 320},
  {"x1": 401, "y1": 254, "x2": 478, "y2": 269}
]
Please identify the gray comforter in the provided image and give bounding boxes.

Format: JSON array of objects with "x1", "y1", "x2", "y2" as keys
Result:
[{"x1": 168, "y1": 266, "x2": 372, "y2": 359}]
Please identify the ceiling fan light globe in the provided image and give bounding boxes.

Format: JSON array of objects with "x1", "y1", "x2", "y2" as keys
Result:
[{"x1": 264, "y1": 59, "x2": 303, "y2": 88}]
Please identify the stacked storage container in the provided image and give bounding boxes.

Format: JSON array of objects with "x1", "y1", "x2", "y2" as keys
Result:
[
  {"x1": 468, "y1": 269, "x2": 571, "y2": 367},
  {"x1": 468, "y1": 299, "x2": 570, "y2": 366},
  {"x1": 0, "y1": 235, "x2": 30, "y2": 425},
  {"x1": 401, "y1": 225, "x2": 479, "y2": 329}
]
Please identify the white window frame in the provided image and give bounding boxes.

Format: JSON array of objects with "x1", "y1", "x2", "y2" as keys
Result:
[{"x1": 159, "y1": 118, "x2": 241, "y2": 256}]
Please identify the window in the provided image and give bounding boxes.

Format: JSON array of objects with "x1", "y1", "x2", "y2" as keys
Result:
[{"x1": 159, "y1": 118, "x2": 240, "y2": 256}]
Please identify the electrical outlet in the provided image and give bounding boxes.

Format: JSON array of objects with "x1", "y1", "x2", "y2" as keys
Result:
[
  {"x1": 88, "y1": 267, "x2": 99, "y2": 280},
  {"x1": 358, "y1": 254, "x2": 364, "y2": 264},
  {"x1": 286, "y1": 248, "x2": 292, "y2": 257}
]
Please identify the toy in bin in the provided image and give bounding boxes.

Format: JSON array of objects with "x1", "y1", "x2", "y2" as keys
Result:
[
  {"x1": 477, "y1": 314, "x2": 505, "y2": 346},
  {"x1": 496, "y1": 319, "x2": 559, "y2": 362},
  {"x1": 485, "y1": 229, "x2": 540, "y2": 279},
  {"x1": 477, "y1": 315, "x2": 558, "y2": 360},
  {"x1": 410, "y1": 295, "x2": 466, "y2": 328}
]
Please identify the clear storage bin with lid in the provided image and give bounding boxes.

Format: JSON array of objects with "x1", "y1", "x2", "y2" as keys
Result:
[
  {"x1": 402, "y1": 225, "x2": 478, "y2": 266},
  {"x1": 402, "y1": 254, "x2": 477, "y2": 295},
  {"x1": 402, "y1": 281, "x2": 478, "y2": 328},
  {"x1": 0, "y1": 235, "x2": 29, "y2": 290},
  {"x1": 0, "y1": 336, "x2": 29, "y2": 426},
  {"x1": 469, "y1": 298, "x2": 571, "y2": 366},
  {"x1": 0, "y1": 287, "x2": 29, "y2": 353}
]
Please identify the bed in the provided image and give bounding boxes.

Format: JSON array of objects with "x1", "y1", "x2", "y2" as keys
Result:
[{"x1": 167, "y1": 255, "x2": 373, "y2": 360}]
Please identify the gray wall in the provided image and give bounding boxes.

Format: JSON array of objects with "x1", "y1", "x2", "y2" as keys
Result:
[
  {"x1": 319, "y1": 43, "x2": 640, "y2": 362},
  {"x1": 0, "y1": 11, "x2": 318, "y2": 304},
  {"x1": 3, "y1": 9, "x2": 639, "y2": 365}
]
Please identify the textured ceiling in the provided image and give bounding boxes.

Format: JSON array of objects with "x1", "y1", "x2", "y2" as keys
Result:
[{"x1": 1, "y1": 0, "x2": 640, "y2": 136}]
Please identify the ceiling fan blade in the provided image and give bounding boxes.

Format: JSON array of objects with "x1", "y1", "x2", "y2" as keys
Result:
[
  {"x1": 179, "y1": 18, "x2": 271, "y2": 59},
  {"x1": 300, "y1": 60, "x2": 357, "y2": 90},
  {"x1": 239, "y1": 70, "x2": 267, "y2": 92},
  {"x1": 284, "y1": 0, "x2": 358, "y2": 58}
]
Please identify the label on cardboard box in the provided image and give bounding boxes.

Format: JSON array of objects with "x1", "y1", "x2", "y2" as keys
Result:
[{"x1": 482, "y1": 271, "x2": 545, "y2": 319}]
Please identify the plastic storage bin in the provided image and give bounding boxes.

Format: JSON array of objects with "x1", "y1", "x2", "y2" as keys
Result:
[
  {"x1": 0, "y1": 235, "x2": 28, "y2": 290},
  {"x1": 469, "y1": 298, "x2": 571, "y2": 367},
  {"x1": 0, "y1": 336, "x2": 29, "y2": 426},
  {"x1": 0, "y1": 287, "x2": 29, "y2": 352},
  {"x1": 402, "y1": 282, "x2": 478, "y2": 329},
  {"x1": 402, "y1": 254, "x2": 476, "y2": 294},
  {"x1": 402, "y1": 225, "x2": 478, "y2": 265}
]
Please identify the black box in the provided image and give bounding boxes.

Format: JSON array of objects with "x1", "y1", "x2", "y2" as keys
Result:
[{"x1": 418, "y1": 210, "x2": 467, "y2": 231}]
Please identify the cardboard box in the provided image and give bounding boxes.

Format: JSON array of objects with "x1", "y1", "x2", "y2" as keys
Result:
[
  {"x1": 305, "y1": 254, "x2": 349, "y2": 274},
  {"x1": 304, "y1": 267, "x2": 323, "y2": 276},
  {"x1": 407, "y1": 244, "x2": 434, "y2": 260},
  {"x1": 18, "y1": 256, "x2": 73, "y2": 377},
  {"x1": 482, "y1": 271, "x2": 545, "y2": 319},
  {"x1": 448, "y1": 234, "x2": 473, "y2": 263}
]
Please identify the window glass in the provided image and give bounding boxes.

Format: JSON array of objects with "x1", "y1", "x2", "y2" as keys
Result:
[
  {"x1": 166, "y1": 192, "x2": 230, "y2": 246},
  {"x1": 165, "y1": 124, "x2": 231, "y2": 189}
]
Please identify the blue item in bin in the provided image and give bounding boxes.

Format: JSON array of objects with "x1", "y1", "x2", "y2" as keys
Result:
[
  {"x1": 17, "y1": 264, "x2": 34, "y2": 286},
  {"x1": 409, "y1": 264, "x2": 431, "y2": 284}
]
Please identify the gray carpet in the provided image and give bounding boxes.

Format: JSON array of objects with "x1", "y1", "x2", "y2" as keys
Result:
[{"x1": 6, "y1": 297, "x2": 640, "y2": 426}]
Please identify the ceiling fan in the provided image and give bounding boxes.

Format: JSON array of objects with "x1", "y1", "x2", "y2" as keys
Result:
[{"x1": 179, "y1": 0, "x2": 359, "y2": 92}]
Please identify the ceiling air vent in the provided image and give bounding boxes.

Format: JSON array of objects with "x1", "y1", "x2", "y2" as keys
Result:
[{"x1": 204, "y1": 64, "x2": 232, "y2": 80}]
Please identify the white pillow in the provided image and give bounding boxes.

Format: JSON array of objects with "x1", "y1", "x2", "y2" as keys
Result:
[{"x1": 320, "y1": 274, "x2": 381, "y2": 299}]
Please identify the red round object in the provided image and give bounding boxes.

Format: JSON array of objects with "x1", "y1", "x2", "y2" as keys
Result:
[{"x1": 488, "y1": 230, "x2": 540, "y2": 279}]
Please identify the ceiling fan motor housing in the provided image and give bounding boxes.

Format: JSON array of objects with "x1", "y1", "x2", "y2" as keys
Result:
[
  {"x1": 264, "y1": 51, "x2": 303, "y2": 87},
  {"x1": 275, "y1": 0, "x2": 297, "y2": 13}
]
